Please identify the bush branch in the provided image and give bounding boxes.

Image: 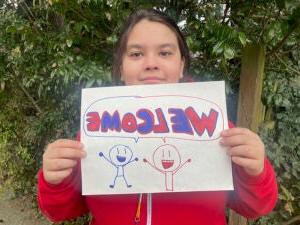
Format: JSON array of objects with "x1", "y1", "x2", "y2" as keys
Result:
[
  {"x1": 7, "y1": 67, "x2": 42, "y2": 115},
  {"x1": 282, "y1": 215, "x2": 300, "y2": 225}
]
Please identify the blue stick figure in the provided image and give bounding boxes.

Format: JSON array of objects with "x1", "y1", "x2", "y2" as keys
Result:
[{"x1": 99, "y1": 144, "x2": 138, "y2": 188}]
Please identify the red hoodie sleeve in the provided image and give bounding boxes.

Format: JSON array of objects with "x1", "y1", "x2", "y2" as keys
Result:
[
  {"x1": 37, "y1": 132, "x2": 88, "y2": 222},
  {"x1": 227, "y1": 157, "x2": 278, "y2": 218},
  {"x1": 37, "y1": 165, "x2": 88, "y2": 222},
  {"x1": 226, "y1": 122, "x2": 278, "y2": 218}
]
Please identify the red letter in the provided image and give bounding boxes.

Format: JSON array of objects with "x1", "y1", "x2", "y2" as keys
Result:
[
  {"x1": 122, "y1": 113, "x2": 137, "y2": 133},
  {"x1": 86, "y1": 112, "x2": 100, "y2": 131},
  {"x1": 153, "y1": 108, "x2": 169, "y2": 133},
  {"x1": 185, "y1": 107, "x2": 218, "y2": 137}
]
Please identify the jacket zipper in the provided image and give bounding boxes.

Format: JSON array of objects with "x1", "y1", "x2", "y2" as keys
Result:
[
  {"x1": 134, "y1": 193, "x2": 152, "y2": 225},
  {"x1": 135, "y1": 194, "x2": 143, "y2": 224}
]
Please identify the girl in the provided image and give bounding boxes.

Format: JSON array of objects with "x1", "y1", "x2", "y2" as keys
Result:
[{"x1": 38, "y1": 9, "x2": 277, "y2": 225}]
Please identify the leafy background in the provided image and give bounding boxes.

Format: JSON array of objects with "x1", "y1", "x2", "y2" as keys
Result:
[{"x1": 0, "y1": 0, "x2": 299, "y2": 224}]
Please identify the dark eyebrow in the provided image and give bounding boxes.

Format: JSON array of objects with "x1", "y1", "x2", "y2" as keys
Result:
[
  {"x1": 126, "y1": 43, "x2": 177, "y2": 50},
  {"x1": 159, "y1": 43, "x2": 177, "y2": 49}
]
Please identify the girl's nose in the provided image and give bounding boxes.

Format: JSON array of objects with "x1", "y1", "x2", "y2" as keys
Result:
[{"x1": 144, "y1": 54, "x2": 159, "y2": 71}]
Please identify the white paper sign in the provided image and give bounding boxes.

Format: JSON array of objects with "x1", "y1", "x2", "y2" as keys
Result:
[{"x1": 81, "y1": 81, "x2": 233, "y2": 195}]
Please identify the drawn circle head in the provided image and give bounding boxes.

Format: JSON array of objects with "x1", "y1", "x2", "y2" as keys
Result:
[
  {"x1": 153, "y1": 144, "x2": 181, "y2": 172},
  {"x1": 109, "y1": 145, "x2": 133, "y2": 166}
]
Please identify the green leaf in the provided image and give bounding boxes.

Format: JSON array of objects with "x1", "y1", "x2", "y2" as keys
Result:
[
  {"x1": 224, "y1": 47, "x2": 235, "y2": 60},
  {"x1": 66, "y1": 39, "x2": 73, "y2": 48},
  {"x1": 5, "y1": 25, "x2": 17, "y2": 34},
  {"x1": 238, "y1": 32, "x2": 247, "y2": 46},
  {"x1": 212, "y1": 41, "x2": 224, "y2": 55}
]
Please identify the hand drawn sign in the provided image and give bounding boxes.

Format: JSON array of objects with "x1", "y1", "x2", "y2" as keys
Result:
[{"x1": 81, "y1": 82, "x2": 233, "y2": 195}]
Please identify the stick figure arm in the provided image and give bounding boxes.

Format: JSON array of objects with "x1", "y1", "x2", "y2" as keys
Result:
[
  {"x1": 143, "y1": 158, "x2": 164, "y2": 173},
  {"x1": 127, "y1": 157, "x2": 139, "y2": 165},
  {"x1": 173, "y1": 159, "x2": 191, "y2": 174},
  {"x1": 99, "y1": 152, "x2": 115, "y2": 167}
]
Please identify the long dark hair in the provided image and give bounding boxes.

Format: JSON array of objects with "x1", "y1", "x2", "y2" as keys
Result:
[{"x1": 112, "y1": 9, "x2": 190, "y2": 82}]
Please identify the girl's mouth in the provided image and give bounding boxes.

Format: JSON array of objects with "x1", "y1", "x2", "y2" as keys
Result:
[{"x1": 140, "y1": 77, "x2": 165, "y2": 84}]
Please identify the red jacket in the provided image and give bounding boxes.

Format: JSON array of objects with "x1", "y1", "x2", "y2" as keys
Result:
[{"x1": 37, "y1": 155, "x2": 277, "y2": 225}]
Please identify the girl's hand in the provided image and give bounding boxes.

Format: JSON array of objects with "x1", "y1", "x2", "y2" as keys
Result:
[
  {"x1": 220, "y1": 128, "x2": 265, "y2": 176},
  {"x1": 42, "y1": 139, "x2": 86, "y2": 185}
]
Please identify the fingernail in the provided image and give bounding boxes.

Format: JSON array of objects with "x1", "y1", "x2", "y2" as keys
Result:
[{"x1": 219, "y1": 139, "x2": 224, "y2": 145}]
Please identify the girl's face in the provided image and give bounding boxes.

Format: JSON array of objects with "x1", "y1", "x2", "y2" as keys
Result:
[{"x1": 121, "y1": 19, "x2": 185, "y2": 85}]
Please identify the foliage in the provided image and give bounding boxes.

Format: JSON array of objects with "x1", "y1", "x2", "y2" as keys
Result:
[
  {"x1": 0, "y1": 0, "x2": 299, "y2": 224},
  {"x1": 254, "y1": 44, "x2": 300, "y2": 225}
]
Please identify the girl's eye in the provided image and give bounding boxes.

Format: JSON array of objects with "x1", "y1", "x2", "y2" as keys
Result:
[
  {"x1": 129, "y1": 52, "x2": 143, "y2": 58},
  {"x1": 160, "y1": 51, "x2": 172, "y2": 57}
]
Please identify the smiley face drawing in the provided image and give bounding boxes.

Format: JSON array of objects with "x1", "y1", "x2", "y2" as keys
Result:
[
  {"x1": 99, "y1": 144, "x2": 138, "y2": 188},
  {"x1": 143, "y1": 144, "x2": 191, "y2": 191}
]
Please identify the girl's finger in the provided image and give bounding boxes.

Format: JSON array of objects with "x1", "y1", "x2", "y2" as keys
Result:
[
  {"x1": 226, "y1": 145, "x2": 260, "y2": 160},
  {"x1": 231, "y1": 156, "x2": 264, "y2": 176},
  {"x1": 221, "y1": 128, "x2": 260, "y2": 141},
  {"x1": 220, "y1": 134, "x2": 256, "y2": 147},
  {"x1": 44, "y1": 169, "x2": 73, "y2": 184},
  {"x1": 45, "y1": 159, "x2": 78, "y2": 171},
  {"x1": 231, "y1": 156, "x2": 258, "y2": 170},
  {"x1": 48, "y1": 139, "x2": 84, "y2": 150},
  {"x1": 45, "y1": 147, "x2": 86, "y2": 160}
]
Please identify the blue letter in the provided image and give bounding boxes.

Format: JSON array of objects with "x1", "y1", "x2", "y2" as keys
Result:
[
  {"x1": 137, "y1": 109, "x2": 154, "y2": 134},
  {"x1": 168, "y1": 108, "x2": 193, "y2": 135},
  {"x1": 101, "y1": 111, "x2": 121, "y2": 132}
]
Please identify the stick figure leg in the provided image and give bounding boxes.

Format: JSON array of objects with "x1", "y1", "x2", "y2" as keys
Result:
[
  {"x1": 110, "y1": 175, "x2": 117, "y2": 188},
  {"x1": 123, "y1": 175, "x2": 132, "y2": 188}
]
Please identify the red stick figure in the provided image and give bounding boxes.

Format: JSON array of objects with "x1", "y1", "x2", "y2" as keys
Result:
[{"x1": 143, "y1": 144, "x2": 191, "y2": 191}]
